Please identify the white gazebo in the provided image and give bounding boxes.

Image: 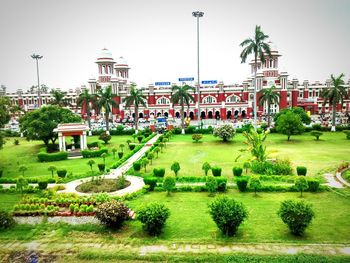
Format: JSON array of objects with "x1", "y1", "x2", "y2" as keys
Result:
[{"x1": 53, "y1": 123, "x2": 89, "y2": 152}]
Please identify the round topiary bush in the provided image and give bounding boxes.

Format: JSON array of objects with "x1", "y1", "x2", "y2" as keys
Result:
[
  {"x1": 133, "y1": 161, "x2": 141, "y2": 171},
  {"x1": 213, "y1": 125, "x2": 235, "y2": 142},
  {"x1": 296, "y1": 166, "x2": 307, "y2": 176},
  {"x1": 211, "y1": 166, "x2": 222, "y2": 177},
  {"x1": 153, "y1": 167, "x2": 165, "y2": 177},
  {"x1": 0, "y1": 209, "x2": 15, "y2": 229},
  {"x1": 307, "y1": 178, "x2": 320, "y2": 192},
  {"x1": 236, "y1": 176, "x2": 249, "y2": 192},
  {"x1": 95, "y1": 200, "x2": 130, "y2": 229},
  {"x1": 143, "y1": 177, "x2": 158, "y2": 191},
  {"x1": 232, "y1": 166, "x2": 243, "y2": 177},
  {"x1": 277, "y1": 200, "x2": 315, "y2": 236},
  {"x1": 137, "y1": 203, "x2": 170, "y2": 236},
  {"x1": 57, "y1": 169, "x2": 67, "y2": 178},
  {"x1": 208, "y1": 196, "x2": 248, "y2": 236},
  {"x1": 98, "y1": 163, "x2": 105, "y2": 172},
  {"x1": 38, "y1": 181, "x2": 48, "y2": 190},
  {"x1": 129, "y1": 144, "x2": 136, "y2": 150}
]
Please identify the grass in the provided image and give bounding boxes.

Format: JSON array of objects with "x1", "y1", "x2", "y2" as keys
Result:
[
  {"x1": 76, "y1": 178, "x2": 131, "y2": 193},
  {"x1": 0, "y1": 193, "x2": 24, "y2": 211},
  {"x1": 132, "y1": 132, "x2": 350, "y2": 179},
  {"x1": 0, "y1": 135, "x2": 134, "y2": 181}
]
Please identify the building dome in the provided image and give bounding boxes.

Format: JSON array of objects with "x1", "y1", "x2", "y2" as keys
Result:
[
  {"x1": 96, "y1": 48, "x2": 114, "y2": 62},
  {"x1": 115, "y1": 56, "x2": 129, "y2": 68}
]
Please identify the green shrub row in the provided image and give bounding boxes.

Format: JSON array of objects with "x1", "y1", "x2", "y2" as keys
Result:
[
  {"x1": 81, "y1": 148, "x2": 108, "y2": 158},
  {"x1": 37, "y1": 151, "x2": 68, "y2": 162}
]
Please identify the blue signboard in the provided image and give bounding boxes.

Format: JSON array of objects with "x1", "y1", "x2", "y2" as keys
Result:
[
  {"x1": 155, "y1": 82, "x2": 171, "y2": 86},
  {"x1": 201, "y1": 80, "x2": 217, "y2": 85},
  {"x1": 178, "y1": 77, "x2": 194, "y2": 82}
]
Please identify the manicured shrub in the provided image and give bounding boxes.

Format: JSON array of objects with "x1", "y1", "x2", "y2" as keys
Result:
[
  {"x1": 87, "y1": 141, "x2": 99, "y2": 148},
  {"x1": 277, "y1": 200, "x2": 315, "y2": 236},
  {"x1": 312, "y1": 124, "x2": 322, "y2": 131},
  {"x1": 211, "y1": 166, "x2": 222, "y2": 177},
  {"x1": 213, "y1": 124, "x2": 235, "y2": 142},
  {"x1": 216, "y1": 177, "x2": 227, "y2": 192},
  {"x1": 99, "y1": 132, "x2": 111, "y2": 144},
  {"x1": 129, "y1": 143, "x2": 136, "y2": 150},
  {"x1": 81, "y1": 148, "x2": 108, "y2": 158},
  {"x1": 95, "y1": 200, "x2": 130, "y2": 229},
  {"x1": 137, "y1": 135, "x2": 144, "y2": 143},
  {"x1": 295, "y1": 177, "x2": 308, "y2": 197},
  {"x1": 208, "y1": 196, "x2": 248, "y2": 236},
  {"x1": 87, "y1": 159, "x2": 95, "y2": 172},
  {"x1": 202, "y1": 162, "x2": 211, "y2": 176},
  {"x1": 192, "y1": 133, "x2": 203, "y2": 142},
  {"x1": 163, "y1": 176, "x2": 176, "y2": 196},
  {"x1": 206, "y1": 176, "x2": 218, "y2": 196},
  {"x1": 296, "y1": 166, "x2": 307, "y2": 176},
  {"x1": 236, "y1": 176, "x2": 249, "y2": 192},
  {"x1": 137, "y1": 203, "x2": 170, "y2": 236},
  {"x1": 153, "y1": 168, "x2": 165, "y2": 177},
  {"x1": 57, "y1": 169, "x2": 67, "y2": 178},
  {"x1": 232, "y1": 166, "x2": 243, "y2": 177},
  {"x1": 250, "y1": 160, "x2": 274, "y2": 175},
  {"x1": 307, "y1": 178, "x2": 320, "y2": 192},
  {"x1": 133, "y1": 161, "x2": 141, "y2": 172},
  {"x1": 98, "y1": 163, "x2": 105, "y2": 172},
  {"x1": 310, "y1": 131, "x2": 323, "y2": 140},
  {"x1": 0, "y1": 210, "x2": 15, "y2": 229},
  {"x1": 273, "y1": 159, "x2": 293, "y2": 175},
  {"x1": 249, "y1": 176, "x2": 261, "y2": 196},
  {"x1": 170, "y1": 161, "x2": 180, "y2": 176},
  {"x1": 118, "y1": 152, "x2": 124, "y2": 159},
  {"x1": 143, "y1": 177, "x2": 158, "y2": 191},
  {"x1": 38, "y1": 181, "x2": 48, "y2": 190},
  {"x1": 344, "y1": 130, "x2": 350, "y2": 140},
  {"x1": 37, "y1": 151, "x2": 68, "y2": 162}
]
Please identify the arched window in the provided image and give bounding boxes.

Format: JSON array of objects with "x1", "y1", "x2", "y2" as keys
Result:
[
  {"x1": 203, "y1": 96, "x2": 216, "y2": 104},
  {"x1": 156, "y1": 97, "x2": 170, "y2": 105},
  {"x1": 226, "y1": 95, "x2": 240, "y2": 103}
]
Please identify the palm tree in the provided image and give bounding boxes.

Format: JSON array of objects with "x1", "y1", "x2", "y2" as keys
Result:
[
  {"x1": 96, "y1": 86, "x2": 118, "y2": 134},
  {"x1": 321, "y1": 73, "x2": 348, "y2": 131},
  {"x1": 258, "y1": 85, "x2": 280, "y2": 127},
  {"x1": 240, "y1": 25, "x2": 272, "y2": 129},
  {"x1": 171, "y1": 84, "x2": 195, "y2": 134},
  {"x1": 77, "y1": 89, "x2": 96, "y2": 135},
  {"x1": 50, "y1": 90, "x2": 69, "y2": 106},
  {"x1": 123, "y1": 84, "x2": 147, "y2": 133}
]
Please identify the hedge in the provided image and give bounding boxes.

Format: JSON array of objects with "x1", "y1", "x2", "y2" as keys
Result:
[
  {"x1": 37, "y1": 151, "x2": 68, "y2": 162},
  {"x1": 81, "y1": 148, "x2": 108, "y2": 158}
]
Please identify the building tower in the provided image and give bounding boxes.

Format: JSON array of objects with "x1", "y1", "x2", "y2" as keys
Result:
[{"x1": 96, "y1": 48, "x2": 115, "y2": 86}]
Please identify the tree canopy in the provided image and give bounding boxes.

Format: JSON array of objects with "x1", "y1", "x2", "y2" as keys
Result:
[
  {"x1": 0, "y1": 97, "x2": 12, "y2": 128},
  {"x1": 276, "y1": 111, "x2": 304, "y2": 141},
  {"x1": 274, "y1": 107, "x2": 311, "y2": 125},
  {"x1": 19, "y1": 105, "x2": 81, "y2": 146}
]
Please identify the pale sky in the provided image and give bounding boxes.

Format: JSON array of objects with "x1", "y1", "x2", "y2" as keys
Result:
[{"x1": 0, "y1": 0, "x2": 349, "y2": 92}]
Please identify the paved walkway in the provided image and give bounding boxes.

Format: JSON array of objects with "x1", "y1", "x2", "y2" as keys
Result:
[
  {"x1": 57, "y1": 134, "x2": 161, "y2": 196},
  {"x1": 324, "y1": 173, "x2": 344, "y2": 188}
]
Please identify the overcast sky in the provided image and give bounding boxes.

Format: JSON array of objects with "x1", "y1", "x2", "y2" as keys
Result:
[{"x1": 0, "y1": 0, "x2": 349, "y2": 92}]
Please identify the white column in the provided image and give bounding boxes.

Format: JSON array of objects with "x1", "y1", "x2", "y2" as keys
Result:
[
  {"x1": 62, "y1": 136, "x2": 66, "y2": 151},
  {"x1": 80, "y1": 134, "x2": 84, "y2": 150},
  {"x1": 83, "y1": 132, "x2": 87, "y2": 149},
  {"x1": 58, "y1": 133, "x2": 63, "y2": 151}
]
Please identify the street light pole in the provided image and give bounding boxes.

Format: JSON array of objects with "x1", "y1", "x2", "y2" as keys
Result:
[
  {"x1": 31, "y1": 54, "x2": 43, "y2": 107},
  {"x1": 192, "y1": 11, "x2": 204, "y2": 127}
]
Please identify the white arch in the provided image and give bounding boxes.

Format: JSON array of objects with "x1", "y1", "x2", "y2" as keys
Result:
[
  {"x1": 203, "y1": 95, "x2": 217, "y2": 104},
  {"x1": 156, "y1": 96, "x2": 170, "y2": 105},
  {"x1": 226, "y1": 95, "x2": 241, "y2": 103}
]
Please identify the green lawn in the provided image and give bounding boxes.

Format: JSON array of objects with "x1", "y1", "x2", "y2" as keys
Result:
[
  {"x1": 0, "y1": 135, "x2": 135, "y2": 181},
  {"x1": 133, "y1": 132, "x2": 350, "y2": 178},
  {"x1": 0, "y1": 193, "x2": 24, "y2": 211}
]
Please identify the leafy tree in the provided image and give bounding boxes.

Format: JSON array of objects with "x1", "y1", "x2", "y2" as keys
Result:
[
  {"x1": 77, "y1": 89, "x2": 97, "y2": 133},
  {"x1": 50, "y1": 90, "x2": 70, "y2": 106},
  {"x1": 95, "y1": 200, "x2": 130, "y2": 229},
  {"x1": 154, "y1": 146, "x2": 160, "y2": 158},
  {"x1": 277, "y1": 200, "x2": 315, "y2": 236},
  {"x1": 163, "y1": 176, "x2": 176, "y2": 196},
  {"x1": 249, "y1": 176, "x2": 262, "y2": 196},
  {"x1": 87, "y1": 159, "x2": 95, "y2": 172},
  {"x1": 16, "y1": 176, "x2": 28, "y2": 192},
  {"x1": 243, "y1": 162, "x2": 251, "y2": 175},
  {"x1": 123, "y1": 84, "x2": 147, "y2": 133},
  {"x1": 141, "y1": 158, "x2": 150, "y2": 172},
  {"x1": 159, "y1": 142, "x2": 165, "y2": 152},
  {"x1": 99, "y1": 132, "x2": 111, "y2": 144},
  {"x1": 202, "y1": 162, "x2": 211, "y2": 176},
  {"x1": 137, "y1": 203, "x2": 170, "y2": 236},
  {"x1": 126, "y1": 139, "x2": 132, "y2": 146},
  {"x1": 206, "y1": 175, "x2": 218, "y2": 196},
  {"x1": 209, "y1": 196, "x2": 248, "y2": 236},
  {"x1": 170, "y1": 161, "x2": 180, "y2": 176},
  {"x1": 259, "y1": 86, "x2": 280, "y2": 127},
  {"x1": 213, "y1": 124, "x2": 235, "y2": 142},
  {"x1": 274, "y1": 107, "x2": 311, "y2": 125},
  {"x1": 0, "y1": 97, "x2": 11, "y2": 128},
  {"x1": 111, "y1": 148, "x2": 117, "y2": 158},
  {"x1": 101, "y1": 152, "x2": 107, "y2": 165},
  {"x1": 240, "y1": 25, "x2": 271, "y2": 128},
  {"x1": 171, "y1": 84, "x2": 195, "y2": 134},
  {"x1": 119, "y1": 143, "x2": 125, "y2": 153},
  {"x1": 192, "y1": 133, "x2": 203, "y2": 142},
  {"x1": 276, "y1": 111, "x2": 304, "y2": 141},
  {"x1": 310, "y1": 131, "x2": 323, "y2": 141},
  {"x1": 18, "y1": 165, "x2": 27, "y2": 177},
  {"x1": 321, "y1": 73, "x2": 348, "y2": 131},
  {"x1": 48, "y1": 165, "x2": 56, "y2": 177},
  {"x1": 19, "y1": 105, "x2": 81, "y2": 146},
  {"x1": 295, "y1": 177, "x2": 308, "y2": 197},
  {"x1": 132, "y1": 134, "x2": 137, "y2": 142},
  {"x1": 147, "y1": 152, "x2": 154, "y2": 165},
  {"x1": 0, "y1": 209, "x2": 15, "y2": 229},
  {"x1": 96, "y1": 86, "x2": 118, "y2": 133},
  {"x1": 243, "y1": 127, "x2": 268, "y2": 162}
]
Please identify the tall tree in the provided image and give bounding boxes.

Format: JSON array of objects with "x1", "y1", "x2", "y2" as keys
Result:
[
  {"x1": 171, "y1": 84, "x2": 195, "y2": 134},
  {"x1": 321, "y1": 73, "x2": 348, "y2": 131},
  {"x1": 258, "y1": 85, "x2": 280, "y2": 127},
  {"x1": 50, "y1": 90, "x2": 69, "y2": 106},
  {"x1": 77, "y1": 89, "x2": 96, "y2": 135},
  {"x1": 96, "y1": 86, "x2": 118, "y2": 133},
  {"x1": 240, "y1": 25, "x2": 272, "y2": 129},
  {"x1": 123, "y1": 84, "x2": 147, "y2": 133},
  {"x1": 0, "y1": 97, "x2": 11, "y2": 128}
]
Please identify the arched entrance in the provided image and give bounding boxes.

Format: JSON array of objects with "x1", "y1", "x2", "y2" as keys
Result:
[
  {"x1": 139, "y1": 112, "x2": 144, "y2": 118},
  {"x1": 215, "y1": 111, "x2": 220, "y2": 120},
  {"x1": 208, "y1": 111, "x2": 213, "y2": 119},
  {"x1": 184, "y1": 112, "x2": 187, "y2": 118},
  {"x1": 241, "y1": 110, "x2": 246, "y2": 118},
  {"x1": 175, "y1": 112, "x2": 180, "y2": 118},
  {"x1": 189, "y1": 111, "x2": 194, "y2": 120},
  {"x1": 157, "y1": 112, "x2": 162, "y2": 117},
  {"x1": 132, "y1": 113, "x2": 135, "y2": 119},
  {"x1": 164, "y1": 112, "x2": 169, "y2": 117},
  {"x1": 201, "y1": 111, "x2": 206, "y2": 119},
  {"x1": 227, "y1": 110, "x2": 232, "y2": 119},
  {"x1": 234, "y1": 110, "x2": 239, "y2": 119}
]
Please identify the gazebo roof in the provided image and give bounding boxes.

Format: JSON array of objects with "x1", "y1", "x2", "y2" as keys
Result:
[{"x1": 53, "y1": 123, "x2": 89, "y2": 133}]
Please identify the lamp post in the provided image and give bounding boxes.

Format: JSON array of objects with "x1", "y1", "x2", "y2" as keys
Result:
[
  {"x1": 192, "y1": 11, "x2": 204, "y2": 127},
  {"x1": 31, "y1": 54, "x2": 43, "y2": 107}
]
